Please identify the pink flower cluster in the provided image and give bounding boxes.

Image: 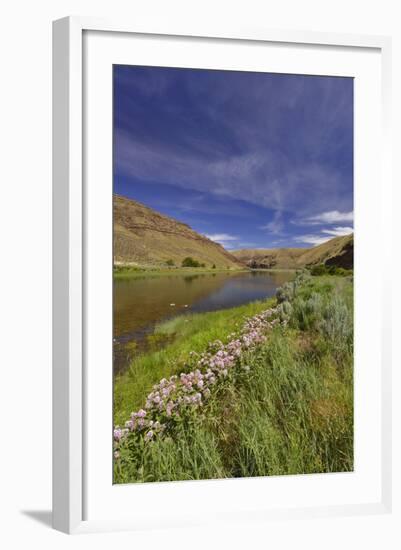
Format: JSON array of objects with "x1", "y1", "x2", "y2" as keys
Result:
[{"x1": 114, "y1": 306, "x2": 280, "y2": 453}]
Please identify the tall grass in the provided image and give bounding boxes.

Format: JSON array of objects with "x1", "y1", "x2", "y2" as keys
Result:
[
  {"x1": 230, "y1": 330, "x2": 353, "y2": 477},
  {"x1": 114, "y1": 274, "x2": 353, "y2": 483}
]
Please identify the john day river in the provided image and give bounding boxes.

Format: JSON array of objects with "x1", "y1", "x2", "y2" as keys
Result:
[{"x1": 113, "y1": 270, "x2": 294, "y2": 374}]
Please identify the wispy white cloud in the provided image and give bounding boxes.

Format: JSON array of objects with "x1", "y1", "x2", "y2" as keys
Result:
[
  {"x1": 293, "y1": 234, "x2": 332, "y2": 246},
  {"x1": 293, "y1": 225, "x2": 353, "y2": 246},
  {"x1": 322, "y1": 226, "x2": 353, "y2": 237},
  {"x1": 205, "y1": 233, "x2": 237, "y2": 242},
  {"x1": 299, "y1": 210, "x2": 354, "y2": 225},
  {"x1": 204, "y1": 233, "x2": 238, "y2": 248},
  {"x1": 261, "y1": 210, "x2": 284, "y2": 234},
  {"x1": 115, "y1": 130, "x2": 351, "y2": 217}
]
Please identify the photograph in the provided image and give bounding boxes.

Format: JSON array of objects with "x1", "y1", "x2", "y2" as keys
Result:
[
  {"x1": 0, "y1": 0, "x2": 395, "y2": 543},
  {"x1": 112, "y1": 65, "x2": 354, "y2": 484}
]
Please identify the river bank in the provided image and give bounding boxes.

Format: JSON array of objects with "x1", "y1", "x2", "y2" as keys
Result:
[
  {"x1": 114, "y1": 297, "x2": 275, "y2": 424},
  {"x1": 114, "y1": 264, "x2": 249, "y2": 279}
]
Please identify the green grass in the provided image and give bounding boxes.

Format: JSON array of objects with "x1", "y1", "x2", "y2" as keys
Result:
[
  {"x1": 114, "y1": 298, "x2": 275, "y2": 425},
  {"x1": 114, "y1": 275, "x2": 353, "y2": 483},
  {"x1": 309, "y1": 263, "x2": 353, "y2": 277},
  {"x1": 230, "y1": 329, "x2": 353, "y2": 477},
  {"x1": 113, "y1": 265, "x2": 248, "y2": 279}
]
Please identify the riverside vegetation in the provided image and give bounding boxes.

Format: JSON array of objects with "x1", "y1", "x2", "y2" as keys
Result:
[{"x1": 113, "y1": 270, "x2": 353, "y2": 483}]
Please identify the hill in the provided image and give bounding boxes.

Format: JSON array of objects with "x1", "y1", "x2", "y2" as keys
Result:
[
  {"x1": 298, "y1": 234, "x2": 353, "y2": 269},
  {"x1": 114, "y1": 194, "x2": 244, "y2": 269},
  {"x1": 233, "y1": 234, "x2": 353, "y2": 270},
  {"x1": 232, "y1": 247, "x2": 307, "y2": 269}
]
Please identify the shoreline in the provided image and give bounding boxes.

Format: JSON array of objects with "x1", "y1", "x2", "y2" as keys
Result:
[
  {"x1": 114, "y1": 267, "x2": 248, "y2": 279},
  {"x1": 113, "y1": 265, "x2": 299, "y2": 279}
]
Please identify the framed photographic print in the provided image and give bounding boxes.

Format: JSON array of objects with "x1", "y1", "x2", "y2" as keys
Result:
[{"x1": 52, "y1": 17, "x2": 392, "y2": 534}]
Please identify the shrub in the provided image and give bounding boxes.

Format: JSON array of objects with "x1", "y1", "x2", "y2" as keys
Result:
[
  {"x1": 276, "y1": 282, "x2": 295, "y2": 304},
  {"x1": 166, "y1": 259, "x2": 175, "y2": 266},
  {"x1": 318, "y1": 295, "x2": 353, "y2": 349},
  {"x1": 310, "y1": 264, "x2": 353, "y2": 277},
  {"x1": 290, "y1": 287, "x2": 353, "y2": 357},
  {"x1": 277, "y1": 300, "x2": 293, "y2": 322},
  {"x1": 182, "y1": 257, "x2": 201, "y2": 268},
  {"x1": 212, "y1": 264, "x2": 216, "y2": 269},
  {"x1": 291, "y1": 293, "x2": 324, "y2": 331},
  {"x1": 310, "y1": 264, "x2": 327, "y2": 276}
]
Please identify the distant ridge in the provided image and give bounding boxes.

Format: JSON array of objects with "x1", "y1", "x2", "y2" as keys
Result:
[
  {"x1": 233, "y1": 234, "x2": 353, "y2": 270},
  {"x1": 113, "y1": 194, "x2": 243, "y2": 269}
]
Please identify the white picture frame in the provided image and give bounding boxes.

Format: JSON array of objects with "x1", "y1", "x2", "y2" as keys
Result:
[{"x1": 52, "y1": 16, "x2": 392, "y2": 534}]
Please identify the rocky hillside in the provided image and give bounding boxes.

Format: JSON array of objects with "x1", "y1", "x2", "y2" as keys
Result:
[
  {"x1": 298, "y1": 234, "x2": 353, "y2": 269},
  {"x1": 232, "y1": 247, "x2": 308, "y2": 269},
  {"x1": 114, "y1": 194, "x2": 244, "y2": 269},
  {"x1": 233, "y1": 234, "x2": 353, "y2": 270}
]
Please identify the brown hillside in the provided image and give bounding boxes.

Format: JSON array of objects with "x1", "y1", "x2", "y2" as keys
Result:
[
  {"x1": 113, "y1": 195, "x2": 244, "y2": 269},
  {"x1": 299, "y1": 234, "x2": 353, "y2": 269},
  {"x1": 233, "y1": 234, "x2": 353, "y2": 269},
  {"x1": 232, "y1": 248, "x2": 307, "y2": 269}
]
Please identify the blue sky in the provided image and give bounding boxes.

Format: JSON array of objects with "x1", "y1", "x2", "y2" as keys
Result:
[{"x1": 114, "y1": 65, "x2": 353, "y2": 249}]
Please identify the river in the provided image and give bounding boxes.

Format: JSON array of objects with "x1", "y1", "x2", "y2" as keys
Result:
[{"x1": 113, "y1": 270, "x2": 294, "y2": 374}]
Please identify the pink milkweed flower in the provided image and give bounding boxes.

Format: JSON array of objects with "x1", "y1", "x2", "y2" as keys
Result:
[
  {"x1": 192, "y1": 393, "x2": 202, "y2": 404},
  {"x1": 116, "y1": 304, "x2": 281, "y2": 445},
  {"x1": 166, "y1": 401, "x2": 175, "y2": 416}
]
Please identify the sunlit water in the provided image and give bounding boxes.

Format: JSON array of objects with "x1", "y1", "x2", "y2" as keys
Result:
[{"x1": 113, "y1": 270, "x2": 294, "y2": 374}]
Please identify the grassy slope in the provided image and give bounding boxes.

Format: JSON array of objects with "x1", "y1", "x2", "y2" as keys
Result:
[
  {"x1": 114, "y1": 275, "x2": 353, "y2": 483},
  {"x1": 233, "y1": 234, "x2": 353, "y2": 269},
  {"x1": 114, "y1": 194, "x2": 244, "y2": 269}
]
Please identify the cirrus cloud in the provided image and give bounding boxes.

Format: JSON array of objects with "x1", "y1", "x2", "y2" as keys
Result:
[
  {"x1": 294, "y1": 234, "x2": 332, "y2": 246},
  {"x1": 299, "y1": 210, "x2": 354, "y2": 225},
  {"x1": 294, "y1": 226, "x2": 353, "y2": 247},
  {"x1": 322, "y1": 226, "x2": 354, "y2": 237},
  {"x1": 204, "y1": 233, "x2": 239, "y2": 248}
]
